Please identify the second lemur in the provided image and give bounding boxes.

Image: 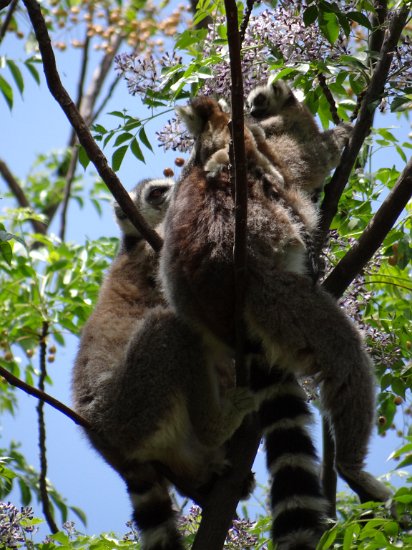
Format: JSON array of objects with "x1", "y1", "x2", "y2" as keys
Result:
[{"x1": 72, "y1": 178, "x2": 257, "y2": 550}]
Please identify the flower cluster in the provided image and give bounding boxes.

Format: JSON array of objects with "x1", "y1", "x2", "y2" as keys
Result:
[
  {"x1": 178, "y1": 506, "x2": 258, "y2": 548},
  {"x1": 115, "y1": 51, "x2": 183, "y2": 97},
  {"x1": 0, "y1": 502, "x2": 36, "y2": 548}
]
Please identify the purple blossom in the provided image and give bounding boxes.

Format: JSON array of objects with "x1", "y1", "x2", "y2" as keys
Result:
[{"x1": 0, "y1": 502, "x2": 36, "y2": 547}]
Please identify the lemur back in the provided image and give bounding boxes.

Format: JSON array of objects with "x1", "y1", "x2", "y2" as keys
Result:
[
  {"x1": 72, "y1": 178, "x2": 257, "y2": 550},
  {"x1": 160, "y1": 98, "x2": 391, "y2": 549},
  {"x1": 246, "y1": 79, "x2": 352, "y2": 202}
]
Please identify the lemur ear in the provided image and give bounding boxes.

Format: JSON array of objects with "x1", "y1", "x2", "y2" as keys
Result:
[{"x1": 176, "y1": 105, "x2": 204, "y2": 136}]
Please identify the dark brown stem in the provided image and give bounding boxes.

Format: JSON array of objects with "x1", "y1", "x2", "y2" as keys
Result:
[
  {"x1": 75, "y1": 34, "x2": 91, "y2": 112},
  {"x1": 239, "y1": 0, "x2": 255, "y2": 44},
  {"x1": 0, "y1": 364, "x2": 91, "y2": 429},
  {"x1": 0, "y1": 159, "x2": 47, "y2": 234},
  {"x1": 321, "y1": 417, "x2": 337, "y2": 517},
  {"x1": 192, "y1": 418, "x2": 261, "y2": 550},
  {"x1": 369, "y1": 0, "x2": 388, "y2": 61},
  {"x1": 319, "y1": 6, "x2": 409, "y2": 245},
  {"x1": 22, "y1": 0, "x2": 162, "y2": 252},
  {"x1": 58, "y1": 148, "x2": 79, "y2": 241},
  {"x1": 224, "y1": 0, "x2": 248, "y2": 388},
  {"x1": 92, "y1": 75, "x2": 121, "y2": 122},
  {"x1": 323, "y1": 155, "x2": 412, "y2": 299},
  {"x1": 37, "y1": 321, "x2": 59, "y2": 534},
  {"x1": 318, "y1": 72, "x2": 341, "y2": 125},
  {"x1": 191, "y1": 3, "x2": 252, "y2": 548},
  {"x1": 0, "y1": 0, "x2": 17, "y2": 42}
]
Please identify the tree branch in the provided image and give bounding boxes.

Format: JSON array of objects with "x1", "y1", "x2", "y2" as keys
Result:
[
  {"x1": 22, "y1": 0, "x2": 163, "y2": 252},
  {"x1": 239, "y1": 0, "x2": 256, "y2": 44},
  {"x1": 319, "y1": 0, "x2": 393, "y2": 513},
  {"x1": 0, "y1": 0, "x2": 17, "y2": 43},
  {"x1": 37, "y1": 321, "x2": 59, "y2": 534},
  {"x1": 58, "y1": 148, "x2": 79, "y2": 241},
  {"x1": 225, "y1": 0, "x2": 248, "y2": 388},
  {"x1": 318, "y1": 72, "x2": 340, "y2": 125},
  {"x1": 92, "y1": 75, "x2": 121, "y2": 122},
  {"x1": 192, "y1": 3, "x2": 253, "y2": 547},
  {"x1": 0, "y1": 364, "x2": 92, "y2": 429},
  {"x1": 192, "y1": 419, "x2": 261, "y2": 550},
  {"x1": 319, "y1": 6, "x2": 409, "y2": 244},
  {"x1": 323, "y1": 155, "x2": 412, "y2": 299},
  {"x1": 0, "y1": 159, "x2": 47, "y2": 234}
]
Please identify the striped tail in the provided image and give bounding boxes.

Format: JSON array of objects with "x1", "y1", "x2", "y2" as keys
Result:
[
  {"x1": 250, "y1": 361, "x2": 329, "y2": 550},
  {"x1": 125, "y1": 463, "x2": 184, "y2": 550}
]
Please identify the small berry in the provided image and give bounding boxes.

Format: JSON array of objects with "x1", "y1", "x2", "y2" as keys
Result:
[
  {"x1": 378, "y1": 416, "x2": 387, "y2": 426},
  {"x1": 174, "y1": 157, "x2": 185, "y2": 167},
  {"x1": 47, "y1": 355, "x2": 55, "y2": 363},
  {"x1": 163, "y1": 167, "x2": 174, "y2": 177},
  {"x1": 394, "y1": 396, "x2": 403, "y2": 406},
  {"x1": 26, "y1": 349, "x2": 34, "y2": 358},
  {"x1": 49, "y1": 345, "x2": 56, "y2": 354}
]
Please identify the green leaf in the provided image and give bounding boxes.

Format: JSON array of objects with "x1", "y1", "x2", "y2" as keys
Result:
[
  {"x1": 0, "y1": 241, "x2": 12, "y2": 265},
  {"x1": 6, "y1": 60, "x2": 24, "y2": 95},
  {"x1": 78, "y1": 145, "x2": 90, "y2": 170},
  {"x1": 130, "y1": 137, "x2": 145, "y2": 163},
  {"x1": 139, "y1": 127, "x2": 153, "y2": 152},
  {"x1": 0, "y1": 74, "x2": 13, "y2": 109},
  {"x1": 303, "y1": 5, "x2": 318, "y2": 26},
  {"x1": 396, "y1": 453, "x2": 412, "y2": 469},
  {"x1": 112, "y1": 145, "x2": 128, "y2": 171},
  {"x1": 114, "y1": 132, "x2": 133, "y2": 147},
  {"x1": 25, "y1": 61, "x2": 40, "y2": 85},
  {"x1": 347, "y1": 11, "x2": 372, "y2": 29},
  {"x1": 70, "y1": 505, "x2": 87, "y2": 526},
  {"x1": 108, "y1": 110, "x2": 126, "y2": 118},
  {"x1": 318, "y1": 9, "x2": 340, "y2": 45}
]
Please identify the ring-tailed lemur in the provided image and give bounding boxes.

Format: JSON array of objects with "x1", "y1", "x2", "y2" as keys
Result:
[
  {"x1": 160, "y1": 98, "x2": 391, "y2": 549},
  {"x1": 246, "y1": 78, "x2": 353, "y2": 203},
  {"x1": 72, "y1": 178, "x2": 258, "y2": 550}
]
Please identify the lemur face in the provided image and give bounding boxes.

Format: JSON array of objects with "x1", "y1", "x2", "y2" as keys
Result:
[{"x1": 114, "y1": 178, "x2": 175, "y2": 236}]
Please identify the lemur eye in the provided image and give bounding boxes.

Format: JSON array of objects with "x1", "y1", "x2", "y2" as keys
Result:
[
  {"x1": 254, "y1": 93, "x2": 266, "y2": 106},
  {"x1": 147, "y1": 186, "x2": 169, "y2": 205}
]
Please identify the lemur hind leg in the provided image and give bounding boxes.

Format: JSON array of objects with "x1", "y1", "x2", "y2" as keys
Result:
[{"x1": 245, "y1": 270, "x2": 391, "y2": 504}]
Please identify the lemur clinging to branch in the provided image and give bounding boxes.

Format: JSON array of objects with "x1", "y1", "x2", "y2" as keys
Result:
[
  {"x1": 72, "y1": 178, "x2": 258, "y2": 550},
  {"x1": 160, "y1": 96, "x2": 391, "y2": 549}
]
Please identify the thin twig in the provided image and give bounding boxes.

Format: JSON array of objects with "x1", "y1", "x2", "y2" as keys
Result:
[
  {"x1": 37, "y1": 321, "x2": 59, "y2": 534},
  {"x1": 22, "y1": 0, "x2": 162, "y2": 252},
  {"x1": 58, "y1": 147, "x2": 79, "y2": 241},
  {"x1": 318, "y1": 72, "x2": 341, "y2": 125},
  {"x1": 319, "y1": 6, "x2": 410, "y2": 247},
  {"x1": 0, "y1": 159, "x2": 47, "y2": 234},
  {"x1": 75, "y1": 34, "x2": 91, "y2": 111},
  {"x1": 92, "y1": 75, "x2": 121, "y2": 122},
  {"x1": 239, "y1": 0, "x2": 255, "y2": 44},
  {"x1": 0, "y1": 0, "x2": 17, "y2": 42},
  {"x1": 0, "y1": 364, "x2": 91, "y2": 429},
  {"x1": 321, "y1": 417, "x2": 337, "y2": 517}
]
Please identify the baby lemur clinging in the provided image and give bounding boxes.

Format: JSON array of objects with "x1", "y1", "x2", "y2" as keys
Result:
[
  {"x1": 160, "y1": 97, "x2": 391, "y2": 549},
  {"x1": 246, "y1": 78, "x2": 353, "y2": 203},
  {"x1": 72, "y1": 178, "x2": 257, "y2": 550}
]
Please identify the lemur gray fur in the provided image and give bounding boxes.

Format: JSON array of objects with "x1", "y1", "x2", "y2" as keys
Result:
[
  {"x1": 246, "y1": 78, "x2": 353, "y2": 203},
  {"x1": 72, "y1": 178, "x2": 258, "y2": 550},
  {"x1": 160, "y1": 97, "x2": 391, "y2": 549}
]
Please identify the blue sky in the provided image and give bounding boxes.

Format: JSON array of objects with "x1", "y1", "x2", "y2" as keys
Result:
[{"x1": 1, "y1": 16, "x2": 411, "y2": 542}]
